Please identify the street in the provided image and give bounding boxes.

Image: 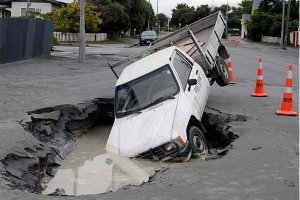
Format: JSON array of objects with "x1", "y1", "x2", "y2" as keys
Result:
[{"x1": 0, "y1": 39, "x2": 298, "y2": 200}]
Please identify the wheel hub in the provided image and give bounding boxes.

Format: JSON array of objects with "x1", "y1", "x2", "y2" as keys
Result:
[
  {"x1": 193, "y1": 135, "x2": 204, "y2": 152},
  {"x1": 221, "y1": 63, "x2": 229, "y2": 79}
]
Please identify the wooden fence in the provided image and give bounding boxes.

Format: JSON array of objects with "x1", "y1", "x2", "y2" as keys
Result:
[
  {"x1": 53, "y1": 32, "x2": 107, "y2": 42},
  {"x1": 290, "y1": 31, "x2": 299, "y2": 47}
]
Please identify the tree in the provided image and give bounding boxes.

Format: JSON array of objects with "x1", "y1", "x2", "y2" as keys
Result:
[
  {"x1": 157, "y1": 13, "x2": 168, "y2": 27},
  {"x1": 97, "y1": 2, "x2": 129, "y2": 34},
  {"x1": 259, "y1": 0, "x2": 299, "y2": 19},
  {"x1": 194, "y1": 5, "x2": 211, "y2": 20},
  {"x1": 170, "y1": 3, "x2": 196, "y2": 28},
  {"x1": 91, "y1": 0, "x2": 154, "y2": 34},
  {"x1": 247, "y1": 12, "x2": 282, "y2": 41},
  {"x1": 127, "y1": 0, "x2": 152, "y2": 33},
  {"x1": 142, "y1": 1, "x2": 155, "y2": 31},
  {"x1": 212, "y1": 4, "x2": 228, "y2": 14},
  {"x1": 246, "y1": 0, "x2": 299, "y2": 41},
  {"x1": 44, "y1": 2, "x2": 102, "y2": 33},
  {"x1": 238, "y1": 0, "x2": 253, "y2": 14}
]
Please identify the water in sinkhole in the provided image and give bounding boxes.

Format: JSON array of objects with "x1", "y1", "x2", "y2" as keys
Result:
[{"x1": 43, "y1": 125, "x2": 168, "y2": 196}]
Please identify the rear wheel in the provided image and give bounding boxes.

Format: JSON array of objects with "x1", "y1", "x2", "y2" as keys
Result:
[
  {"x1": 188, "y1": 126, "x2": 208, "y2": 154},
  {"x1": 215, "y1": 56, "x2": 230, "y2": 87}
]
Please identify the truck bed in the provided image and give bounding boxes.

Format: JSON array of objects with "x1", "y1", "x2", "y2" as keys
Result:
[{"x1": 110, "y1": 11, "x2": 226, "y2": 75}]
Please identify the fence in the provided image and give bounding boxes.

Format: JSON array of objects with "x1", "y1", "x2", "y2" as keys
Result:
[
  {"x1": 261, "y1": 36, "x2": 280, "y2": 44},
  {"x1": 290, "y1": 31, "x2": 299, "y2": 47},
  {"x1": 0, "y1": 18, "x2": 53, "y2": 64},
  {"x1": 53, "y1": 32, "x2": 107, "y2": 42}
]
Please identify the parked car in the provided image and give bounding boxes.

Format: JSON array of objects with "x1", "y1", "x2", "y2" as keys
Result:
[
  {"x1": 140, "y1": 31, "x2": 158, "y2": 46},
  {"x1": 106, "y1": 46, "x2": 210, "y2": 160},
  {"x1": 227, "y1": 28, "x2": 241, "y2": 36}
]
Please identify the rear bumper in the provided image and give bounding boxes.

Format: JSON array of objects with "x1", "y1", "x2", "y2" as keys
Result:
[{"x1": 140, "y1": 39, "x2": 156, "y2": 44}]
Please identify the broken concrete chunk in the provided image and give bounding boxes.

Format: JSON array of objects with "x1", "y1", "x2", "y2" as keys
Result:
[
  {"x1": 252, "y1": 146, "x2": 262, "y2": 150},
  {"x1": 33, "y1": 123, "x2": 52, "y2": 136},
  {"x1": 48, "y1": 188, "x2": 66, "y2": 196},
  {"x1": 31, "y1": 111, "x2": 60, "y2": 122}
]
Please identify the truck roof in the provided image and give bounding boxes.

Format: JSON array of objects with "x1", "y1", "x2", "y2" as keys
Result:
[{"x1": 116, "y1": 46, "x2": 176, "y2": 86}]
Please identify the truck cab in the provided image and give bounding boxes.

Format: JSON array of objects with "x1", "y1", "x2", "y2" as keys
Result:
[{"x1": 106, "y1": 46, "x2": 210, "y2": 160}]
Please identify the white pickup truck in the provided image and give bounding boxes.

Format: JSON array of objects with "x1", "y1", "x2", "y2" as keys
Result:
[
  {"x1": 106, "y1": 46, "x2": 210, "y2": 159},
  {"x1": 106, "y1": 12, "x2": 229, "y2": 160}
]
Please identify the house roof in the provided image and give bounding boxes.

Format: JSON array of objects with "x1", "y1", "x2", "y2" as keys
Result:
[
  {"x1": 0, "y1": 0, "x2": 66, "y2": 6},
  {"x1": 44, "y1": 0, "x2": 66, "y2": 6},
  {"x1": 0, "y1": 0, "x2": 12, "y2": 7}
]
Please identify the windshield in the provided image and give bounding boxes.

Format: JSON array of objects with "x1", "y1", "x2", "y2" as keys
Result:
[
  {"x1": 141, "y1": 31, "x2": 156, "y2": 37},
  {"x1": 115, "y1": 65, "x2": 179, "y2": 118}
]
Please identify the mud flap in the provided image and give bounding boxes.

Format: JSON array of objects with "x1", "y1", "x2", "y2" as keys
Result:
[{"x1": 218, "y1": 43, "x2": 229, "y2": 59}]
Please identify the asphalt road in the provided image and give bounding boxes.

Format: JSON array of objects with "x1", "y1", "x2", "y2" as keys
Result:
[{"x1": 0, "y1": 39, "x2": 298, "y2": 200}]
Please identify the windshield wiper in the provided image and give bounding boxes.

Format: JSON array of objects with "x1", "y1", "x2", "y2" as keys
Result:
[
  {"x1": 143, "y1": 95, "x2": 175, "y2": 110},
  {"x1": 117, "y1": 96, "x2": 175, "y2": 117}
]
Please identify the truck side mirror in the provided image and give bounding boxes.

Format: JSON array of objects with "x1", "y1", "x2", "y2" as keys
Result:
[{"x1": 187, "y1": 79, "x2": 197, "y2": 91}]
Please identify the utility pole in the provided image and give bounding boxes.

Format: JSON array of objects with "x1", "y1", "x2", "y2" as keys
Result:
[
  {"x1": 79, "y1": 0, "x2": 86, "y2": 62},
  {"x1": 283, "y1": 0, "x2": 291, "y2": 48},
  {"x1": 156, "y1": 0, "x2": 159, "y2": 34},
  {"x1": 225, "y1": 0, "x2": 228, "y2": 39},
  {"x1": 147, "y1": 0, "x2": 150, "y2": 30},
  {"x1": 280, "y1": 0, "x2": 286, "y2": 49},
  {"x1": 26, "y1": 0, "x2": 30, "y2": 17}
]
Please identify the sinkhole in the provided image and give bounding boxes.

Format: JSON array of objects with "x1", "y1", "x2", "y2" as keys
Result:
[{"x1": 1, "y1": 98, "x2": 247, "y2": 196}]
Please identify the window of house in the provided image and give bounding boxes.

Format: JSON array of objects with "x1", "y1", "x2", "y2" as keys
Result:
[{"x1": 21, "y1": 8, "x2": 35, "y2": 16}]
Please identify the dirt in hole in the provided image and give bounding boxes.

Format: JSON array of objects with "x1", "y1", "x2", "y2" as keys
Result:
[
  {"x1": 202, "y1": 106, "x2": 248, "y2": 160},
  {"x1": 0, "y1": 98, "x2": 248, "y2": 196}
]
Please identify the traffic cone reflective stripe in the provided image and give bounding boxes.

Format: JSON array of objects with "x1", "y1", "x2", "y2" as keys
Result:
[
  {"x1": 227, "y1": 53, "x2": 236, "y2": 84},
  {"x1": 276, "y1": 64, "x2": 298, "y2": 116},
  {"x1": 251, "y1": 57, "x2": 267, "y2": 97}
]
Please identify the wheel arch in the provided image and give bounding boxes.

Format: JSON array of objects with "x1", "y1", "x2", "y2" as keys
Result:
[{"x1": 186, "y1": 115, "x2": 207, "y2": 138}]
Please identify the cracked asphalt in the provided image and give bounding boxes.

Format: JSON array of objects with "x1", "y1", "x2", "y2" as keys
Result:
[{"x1": 0, "y1": 39, "x2": 298, "y2": 200}]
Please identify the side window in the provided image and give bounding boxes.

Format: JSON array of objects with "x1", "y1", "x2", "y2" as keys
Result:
[{"x1": 172, "y1": 52, "x2": 192, "y2": 90}]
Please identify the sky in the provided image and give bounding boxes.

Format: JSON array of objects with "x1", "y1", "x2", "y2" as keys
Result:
[
  {"x1": 149, "y1": 0, "x2": 242, "y2": 17},
  {"x1": 60, "y1": 0, "x2": 242, "y2": 17}
]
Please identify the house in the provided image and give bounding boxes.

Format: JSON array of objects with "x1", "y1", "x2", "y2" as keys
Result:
[
  {"x1": 0, "y1": 0, "x2": 66, "y2": 18},
  {"x1": 241, "y1": 14, "x2": 251, "y2": 39},
  {"x1": 0, "y1": 0, "x2": 11, "y2": 17},
  {"x1": 240, "y1": 0, "x2": 262, "y2": 38}
]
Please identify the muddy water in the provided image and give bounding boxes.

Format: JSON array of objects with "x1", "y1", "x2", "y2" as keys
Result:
[{"x1": 43, "y1": 125, "x2": 168, "y2": 196}]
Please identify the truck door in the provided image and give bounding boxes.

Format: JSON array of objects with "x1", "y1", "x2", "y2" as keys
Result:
[{"x1": 171, "y1": 51, "x2": 200, "y2": 109}]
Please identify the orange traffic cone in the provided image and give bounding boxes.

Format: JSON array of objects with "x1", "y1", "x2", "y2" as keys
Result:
[
  {"x1": 227, "y1": 53, "x2": 236, "y2": 84},
  {"x1": 234, "y1": 38, "x2": 239, "y2": 47},
  {"x1": 251, "y1": 57, "x2": 268, "y2": 97},
  {"x1": 276, "y1": 64, "x2": 298, "y2": 116}
]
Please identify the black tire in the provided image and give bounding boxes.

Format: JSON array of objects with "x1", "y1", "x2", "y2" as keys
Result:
[
  {"x1": 188, "y1": 126, "x2": 208, "y2": 154},
  {"x1": 215, "y1": 56, "x2": 230, "y2": 87}
]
